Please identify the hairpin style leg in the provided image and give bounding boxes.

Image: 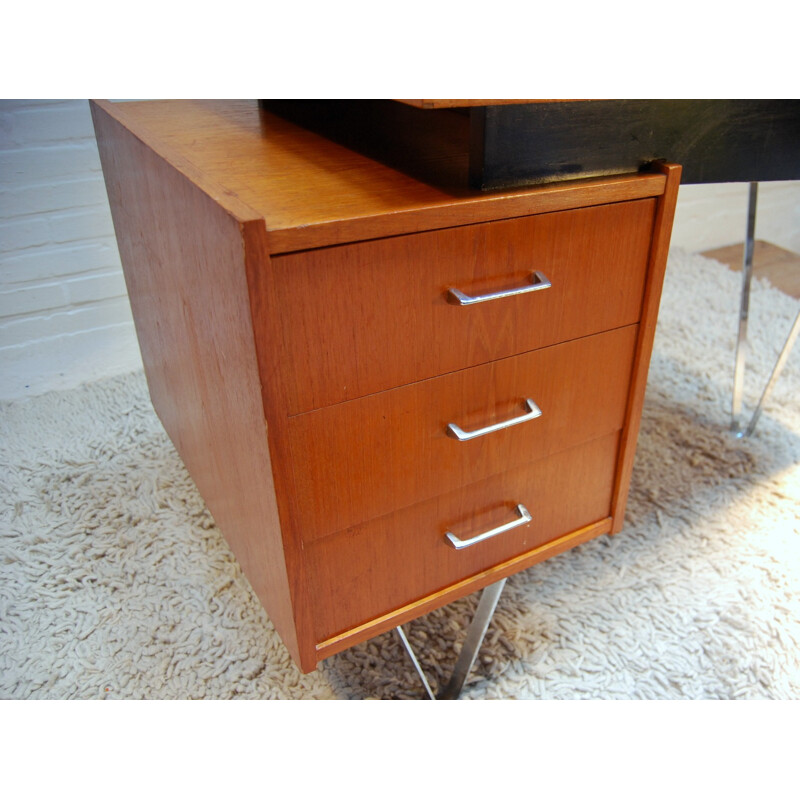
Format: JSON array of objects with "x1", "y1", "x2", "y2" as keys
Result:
[
  {"x1": 730, "y1": 182, "x2": 799, "y2": 438},
  {"x1": 731, "y1": 182, "x2": 758, "y2": 437},
  {"x1": 742, "y1": 308, "x2": 800, "y2": 437},
  {"x1": 394, "y1": 577, "x2": 507, "y2": 700}
]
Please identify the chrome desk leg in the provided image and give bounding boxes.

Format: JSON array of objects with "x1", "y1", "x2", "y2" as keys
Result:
[
  {"x1": 743, "y1": 308, "x2": 800, "y2": 437},
  {"x1": 395, "y1": 577, "x2": 507, "y2": 700},
  {"x1": 730, "y1": 182, "x2": 799, "y2": 437},
  {"x1": 731, "y1": 182, "x2": 758, "y2": 436},
  {"x1": 394, "y1": 624, "x2": 437, "y2": 700}
]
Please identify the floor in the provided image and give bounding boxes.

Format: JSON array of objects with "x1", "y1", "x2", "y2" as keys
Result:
[{"x1": 702, "y1": 240, "x2": 800, "y2": 300}]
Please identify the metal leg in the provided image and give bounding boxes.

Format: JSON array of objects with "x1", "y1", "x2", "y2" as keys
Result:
[
  {"x1": 730, "y1": 181, "x2": 799, "y2": 437},
  {"x1": 743, "y1": 308, "x2": 800, "y2": 437},
  {"x1": 394, "y1": 624, "x2": 437, "y2": 700},
  {"x1": 394, "y1": 577, "x2": 507, "y2": 700},
  {"x1": 731, "y1": 182, "x2": 758, "y2": 436}
]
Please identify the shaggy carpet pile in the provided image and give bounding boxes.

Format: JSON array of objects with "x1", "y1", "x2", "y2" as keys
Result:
[{"x1": 1, "y1": 249, "x2": 798, "y2": 699}]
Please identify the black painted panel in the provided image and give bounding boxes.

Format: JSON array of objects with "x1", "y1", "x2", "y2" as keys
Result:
[{"x1": 470, "y1": 100, "x2": 800, "y2": 188}]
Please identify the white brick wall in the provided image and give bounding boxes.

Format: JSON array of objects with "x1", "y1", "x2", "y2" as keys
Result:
[
  {"x1": 1, "y1": 100, "x2": 798, "y2": 400},
  {"x1": 672, "y1": 181, "x2": 800, "y2": 254},
  {"x1": 0, "y1": 99, "x2": 142, "y2": 399}
]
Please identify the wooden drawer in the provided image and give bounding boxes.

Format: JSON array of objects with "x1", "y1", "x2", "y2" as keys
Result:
[
  {"x1": 287, "y1": 325, "x2": 637, "y2": 543},
  {"x1": 274, "y1": 198, "x2": 656, "y2": 414},
  {"x1": 306, "y1": 432, "x2": 620, "y2": 643}
]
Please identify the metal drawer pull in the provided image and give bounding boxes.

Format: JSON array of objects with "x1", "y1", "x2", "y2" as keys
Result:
[
  {"x1": 447, "y1": 270, "x2": 551, "y2": 305},
  {"x1": 447, "y1": 398, "x2": 542, "y2": 441},
  {"x1": 445, "y1": 504, "x2": 531, "y2": 550}
]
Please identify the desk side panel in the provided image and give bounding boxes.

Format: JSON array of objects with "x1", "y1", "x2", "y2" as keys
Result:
[
  {"x1": 611, "y1": 163, "x2": 682, "y2": 533},
  {"x1": 91, "y1": 102, "x2": 303, "y2": 667}
]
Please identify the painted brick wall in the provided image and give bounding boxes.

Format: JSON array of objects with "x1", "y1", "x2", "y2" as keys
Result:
[
  {"x1": 0, "y1": 99, "x2": 141, "y2": 399},
  {"x1": 1, "y1": 100, "x2": 798, "y2": 400},
  {"x1": 672, "y1": 181, "x2": 800, "y2": 255}
]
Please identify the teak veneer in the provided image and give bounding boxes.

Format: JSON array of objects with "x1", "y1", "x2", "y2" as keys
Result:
[{"x1": 91, "y1": 99, "x2": 680, "y2": 674}]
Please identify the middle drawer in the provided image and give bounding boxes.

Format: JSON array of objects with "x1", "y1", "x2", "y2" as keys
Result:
[{"x1": 287, "y1": 324, "x2": 638, "y2": 543}]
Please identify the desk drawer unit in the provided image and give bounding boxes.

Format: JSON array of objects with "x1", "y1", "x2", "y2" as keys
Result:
[{"x1": 92, "y1": 99, "x2": 680, "y2": 674}]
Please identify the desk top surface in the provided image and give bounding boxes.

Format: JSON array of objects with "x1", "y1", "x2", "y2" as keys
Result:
[{"x1": 92, "y1": 99, "x2": 666, "y2": 253}]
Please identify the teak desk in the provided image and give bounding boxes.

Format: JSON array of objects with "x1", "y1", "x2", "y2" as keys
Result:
[{"x1": 91, "y1": 100, "x2": 680, "y2": 674}]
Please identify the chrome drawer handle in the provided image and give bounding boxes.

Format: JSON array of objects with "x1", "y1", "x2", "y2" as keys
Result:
[
  {"x1": 447, "y1": 398, "x2": 542, "y2": 442},
  {"x1": 447, "y1": 271, "x2": 551, "y2": 305},
  {"x1": 445, "y1": 504, "x2": 532, "y2": 550}
]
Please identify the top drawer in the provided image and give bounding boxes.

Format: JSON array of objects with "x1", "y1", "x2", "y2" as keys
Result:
[{"x1": 273, "y1": 198, "x2": 656, "y2": 415}]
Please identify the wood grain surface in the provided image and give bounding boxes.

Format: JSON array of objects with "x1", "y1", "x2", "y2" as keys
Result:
[
  {"x1": 274, "y1": 198, "x2": 656, "y2": 414},
  {"x1": 287, "y1": 326, "x2": 637, "y2": 541},
  {"x1": 91, "y1": 99, "x2": 680, "y2": 674},
  {"x1": 307, "y1": 433, "x2": 620, "y2": 644},
  {"x1": 611, "y1": 162, "x2": 682, "y2": 533},
  {"x1": 315, "y1": 517, "x2": 613, "y2": 661},
  {"x1": 90, "y1": 102, "x2": 306, "y2": 666},
  {"x1": 91, "y1": 100, "x2": 666, "y2": 253}
]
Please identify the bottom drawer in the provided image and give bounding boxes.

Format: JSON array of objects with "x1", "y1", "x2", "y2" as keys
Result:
[{"x1": 307, "y1": 432, "x2": 620, "y2": 643}]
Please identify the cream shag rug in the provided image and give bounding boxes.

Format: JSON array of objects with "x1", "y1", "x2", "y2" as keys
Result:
[{"x1": 1, "y1": 249, "x2": 799, "y2": 700}]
